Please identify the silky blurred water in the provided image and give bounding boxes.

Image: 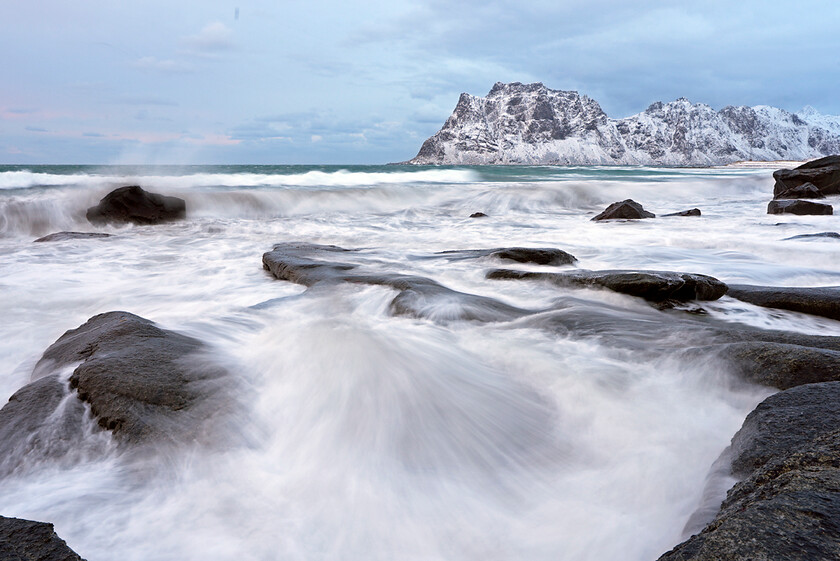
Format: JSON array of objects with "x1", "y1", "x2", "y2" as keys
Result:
[{"x1": 0, "y1": 164, "x2": 838, "y2": 560}]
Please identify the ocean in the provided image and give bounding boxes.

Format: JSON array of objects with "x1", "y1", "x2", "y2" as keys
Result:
[{"x1": 1, "y1": 164, "x2": 839, "y2": 560}]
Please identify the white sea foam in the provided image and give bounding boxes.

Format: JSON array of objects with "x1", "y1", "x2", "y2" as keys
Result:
[{"x1": 0, "y1": 165, "x2": 838, "y2": 561}]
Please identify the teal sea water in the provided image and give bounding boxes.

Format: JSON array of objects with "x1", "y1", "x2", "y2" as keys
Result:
[{"x1": 1, "y1": 163, "x2": 839, "y2": 560}]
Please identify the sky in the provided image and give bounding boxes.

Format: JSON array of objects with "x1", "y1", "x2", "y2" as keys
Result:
[{"x1": 2, "y1": 0, "x2": 839, "y2": 164}]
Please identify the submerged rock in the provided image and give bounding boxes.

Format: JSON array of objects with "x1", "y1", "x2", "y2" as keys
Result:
[
  {"x1": 263, "y1": 243, "x2": 529, "y2": 322},
  {"x1": 659, "y1": 383, "x2": 840, "y2": 561},
  {"x1": 774, "y1": 181, "x2": 825, "y2": 200},
  {"x1": 0, "y1": 516, "x2": 85, "y2": 561},
  {"x1": 34, "y1": 232, "x2": 112, "y2": 243},
  {"x1": 727, "y1": 284, "x2": 840, "y2": 321},
  {"x1": 434, "y1": 247, "x2": 577, "y2": 266},
  {"x1": 591, "y1": 199, "x2": 655, "y2": 220},
  {"x1": 469, "y1": 212, "x2": 488, "y2": 218},
  {"x1": 86, "y1": 185, "x2": 186, "y2": 226},
  {"x1": 663, "y1": 208, "x2": 701, "y2": 217},
  {"x1": 487, "y1": 269, "x2": 727, "y2": 302},
  {"x1": 767, "y1": 199, "x2": 833, "y2": 215},
  {"x1": 0, "y1": 311, "x2": 230, "y2": 475},
  {"x1": 773, "y1": 155, "x2": 840, "y2": 197},
  {"x1": 783, "y1": 231, "x2": 840, "y2": 240}
]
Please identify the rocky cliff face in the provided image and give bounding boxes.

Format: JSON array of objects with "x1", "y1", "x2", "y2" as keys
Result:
[{"x1": 408, "y1": 82, "x2": 840, "y2": 165}]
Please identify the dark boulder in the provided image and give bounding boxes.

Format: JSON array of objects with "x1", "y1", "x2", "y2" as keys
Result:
[
  {"x1": 0, "y1": 312, "x2": 229, "y2": 474},
  {"x1": 33, "y1": 232, "x2": 112, "y2": 243},
  {"x1": 591, "y1": 199, "x2": 655, "y2": 220},
  {"x1": 86, "y1": 186, "x2": 186, "y2": 226},
  {"x1": 663, "y1": 208, "x2": 701, "y2": 217},
  {"x1": 659, "y1": 383, "x2": 840, "y2": 561},
  {"x1": 469, "y1": 212, "x2": 488, "y2": 218},
  {"x1": 774, "y1": 182, "x2": 825, "y2": 200},
  {"x1": 727, "y1": 284, "x2": 840, "y2": 321},
  {"x1": 262, "y1": 243, "x2": 358, "y2": 286},
  {"x1": 773, "y1": 155, "x2": 840, "y2": 197},
  {"x1": 0, "y1": 516, "x2": 85, "y2": 561},
  {"x1": 767, "y1": 199, "x2": 833, "y2": 215},
  {"x1": 35, "y1": 311, "x2": 228, "y2": 444},
  {"x1": 487, "y1": 269, "x2": 727, "y2": 302}
]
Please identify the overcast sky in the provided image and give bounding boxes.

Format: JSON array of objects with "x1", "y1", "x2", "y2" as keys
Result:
[{"x1": 2, "y1": 0, "x2": 839, "y2": 164}]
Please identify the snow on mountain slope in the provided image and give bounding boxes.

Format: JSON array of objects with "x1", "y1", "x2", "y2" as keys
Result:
[{"x1": 408, "y1": 82, "x2": 840, "y2": 166}]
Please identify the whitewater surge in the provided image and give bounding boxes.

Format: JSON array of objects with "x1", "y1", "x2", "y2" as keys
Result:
[{"x1": 1, "y1": 164, "x2": 839, "y2": 561}]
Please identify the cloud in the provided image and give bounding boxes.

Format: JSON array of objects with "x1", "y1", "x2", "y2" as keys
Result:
[
  {"x1": 25, "y1": 126, "x2": 48, "y2": 132},
  {"x1": 82, "y1": 132, "x2": 104, "y2": 137},
  {"x1": 132, "y1": 56, "x2": 194, "y2": 74},
  {"x1": 182, "y1": 22, "x2": 235, "y2": 54}
]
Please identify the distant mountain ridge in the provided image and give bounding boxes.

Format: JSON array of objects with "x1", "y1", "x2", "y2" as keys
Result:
[{"x1": 408, "y1": 82, "x2": 840, "y2": 166}]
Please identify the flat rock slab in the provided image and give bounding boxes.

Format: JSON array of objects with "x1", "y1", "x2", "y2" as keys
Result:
[
  {"x1": 727, "y1": 284, "x2": 840, "y2": 321},
  {"x1": 0, "y1": 516, "x2": 85, "y2": 561},
  {"x1": 663, "y1": 208, "x2": 701, "y2": 217},
  {"x1": 33, "y1": 232, "x2": 112, "y2": 243},
  {"x1": 591, "y1": 199, "x2": 655, "y2": 220},
  {"x1": 773, "y1": 155, "x2": 840, "y2": 197},
  {"x1": 711, "y1": 341, "x2": 840, "y2": 390},
  {"x1": 263, "y1": 243, "x2": 529, "y2": 322},
  {"x1": 487, "y1": 269, "x2": 728, "y2": 302},
  {"x1": 767, "y1": 199, "x2": 833, "y2": 215},
  {"x1": 659, "y1": 383, "x2": 840, "y2": 561},
  {"x1": 86, "y1": 185, "x2": 186, "y2": 226}
]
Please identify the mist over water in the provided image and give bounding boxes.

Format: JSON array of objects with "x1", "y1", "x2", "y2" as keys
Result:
[{"x1": 1, "y1": 165, "x2": 838, "y2": 560}]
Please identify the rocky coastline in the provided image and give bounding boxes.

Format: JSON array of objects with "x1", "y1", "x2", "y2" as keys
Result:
[{"x1": 3, "y1": 158, "x2": 839, "y2": 559}]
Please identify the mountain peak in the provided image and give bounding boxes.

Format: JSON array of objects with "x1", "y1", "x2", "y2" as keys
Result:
[{"x1": 408, "y1": 83, "x2": 840, "y2": 165}]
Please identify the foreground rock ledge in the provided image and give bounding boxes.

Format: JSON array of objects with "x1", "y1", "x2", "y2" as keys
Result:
[
  {"x1": 0, "y1": 311, "x2": 229, "y2": 476},
  {"x1": 0, "y1": 516, "x2": 85, "y2": 561},
  {"x1": 86, "y1": 185, "x2": 186, "y2": 226},
  {"x1": 727, "y1": 284, "x2": 840, "y2": 321},
  {"x1": 659, "y1": 382, "x2": 840, "y2": 561}
]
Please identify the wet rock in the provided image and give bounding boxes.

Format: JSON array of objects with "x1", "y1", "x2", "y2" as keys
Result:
[
  {"x1": 262, "y1": 242, "x2": 358, "y2": 286},
  {"x1": 469, "y1": 212, "x2": 488, "y2": 218},
  {"x1": 0, "y1": 311, "x2": 229, "y2": 471},
  {"x1": 766, "y1": 199, "x2": 833, "y2": 215},
  {"x1": 489, "y1": 247, "x2": 577, "y2": 266},
  {"x1": 35, "y1": 311, "x2": 228, "y2": 444},
  {"x1": 591, "y1": 199, "x2": 655, "y2": 220},
  {"x1": 663, "y1": 208, "x2": 701, "y2": 217},
  {"x1": 487, "y1": 269, "x2": 727, "y2": 302},
  {"x1": 659, "y1": 383, "x2": 840, "y2": 561},
  {"x1": 774, "y1": 182, "x2": 825, "y2": 200},
  {"x1": 86, "y1": 185, "x2": 186, "y2": 226},
  {"x1": 729, "y1": 382, "x2": 840, "y2": 476},
  {"x1": 784, "y1": 231, "x2": 840, "y2": 240},
  {"x1": 773, "y1": 155, "x2": 840, "y2": 197},
  {"x1": 0, "y1": 516, "x2": 85, "y2": 560},
  {"x1": 711, "y1": 342, "x2": 840, "y2": 390},
  {"x1": 434, "y1": 247, "x2": 577, "y2": 266},
  {"x1": 33, "y1": 232, "x2": 112, "y2": 243},
  {"x1": 727, "y1": 284, "x2": 840, "y2": 321}
]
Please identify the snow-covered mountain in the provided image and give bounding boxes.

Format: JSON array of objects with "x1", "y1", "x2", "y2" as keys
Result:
[{"x1": 408, "y1": 82, "x2": 840, "y2": 166}]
